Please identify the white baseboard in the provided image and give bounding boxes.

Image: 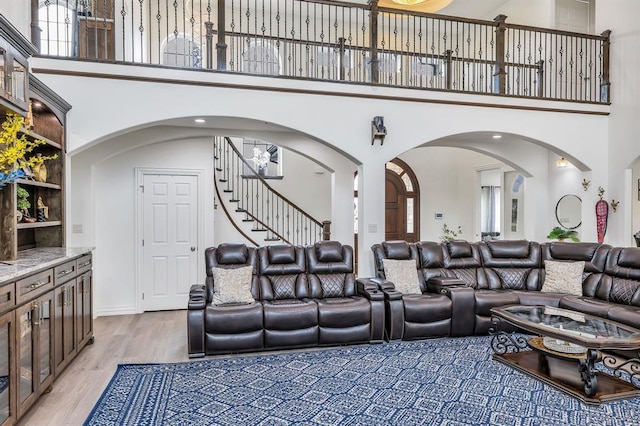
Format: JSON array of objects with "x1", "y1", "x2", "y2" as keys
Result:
[{"x1": 94, "y1": 306, "x2": 138, "y2": 317}]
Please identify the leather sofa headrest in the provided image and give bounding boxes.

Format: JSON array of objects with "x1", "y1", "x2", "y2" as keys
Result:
[
  {"x1": 549, "y1": 242, "x2": 598, "y2": 261},
  {"x1": 268, "y1": 245, "x2": 296, "y2": 264},
  {"x1": 488, "y1": 240, "x2": 530, "y2": 258},
  {"x1": 216, "y1": 243, "x2": 249, "y2": 264},
  {"x1": 417, "y1": 242, "x2": 444, "y2": 267},
  {"x1": 315, "y1": 241, "x2": 343, "y2": 262},
  {"x1": 617, "y1": 248, "x2": 640, "y2": 269},
  {"x1": 447, "y1": 241, "x2": 472, "y2": 258},
  {"x1": 382, "y1": 240, "x2": 412, "y2": 260}
]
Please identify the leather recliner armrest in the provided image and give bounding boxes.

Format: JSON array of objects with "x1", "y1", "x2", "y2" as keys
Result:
[
  {"x1": 188, "y1": 284, "x2": 206, "y2": 310},
  {"x1": 357, "y1": 277, "x2": 403, "y2": 300},
  {"x1": 356, "y1": 281, "x2": 385, "y2": 302},
  {"x1": 427, "y1": 277, "x2": 466, "y2": 295}
]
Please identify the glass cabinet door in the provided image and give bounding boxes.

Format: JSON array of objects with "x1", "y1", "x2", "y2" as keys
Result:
[
  {"x1": 0, "y1": 47, "x2": 5, "y2": 95},
  {"x1": 37, "y1": 294, "x2": 54, "y2": 389},
  {"x1": 0, "y1": 311, "x2": 14, "y2": 425},
  {"x1": 16, "y1": 303, "x2": 34, "y2": 409},
  {"x1": 11, "y1": 57, "x2": 26, "y2": 104}
]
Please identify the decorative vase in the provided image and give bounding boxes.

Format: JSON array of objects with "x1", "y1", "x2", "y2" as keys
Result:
[
  {"x1": 258, "y1": 166, "x2": 267, "y2": 176},
  {"x1": 16, "y1": 210, "x2": 23, "y2": 223}
]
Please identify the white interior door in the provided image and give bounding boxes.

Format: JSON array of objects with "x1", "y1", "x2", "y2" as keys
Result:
[{"x1": 142, "y1": 173, "x2": 199, "y2": 311}]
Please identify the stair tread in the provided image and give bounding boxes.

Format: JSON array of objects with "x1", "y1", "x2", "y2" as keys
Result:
[
  {"x1": 229, "y1": 199, "x2": 239, "y2": 202},
  {"x1": 242, "y1": 219, "x2": 254, "y2": 222},
  {"x1": 253, "y1": 229, "x2": 268, "y2": 232},
  {"x1": 223, "y1": 190, "x2": 233, "y2": 193},
  {"x1": 264, "y1": 238, "x2": 281, "y2": 241},
  {"x1": 219, "y1": 179, "x2": 228, "y2": 183}
]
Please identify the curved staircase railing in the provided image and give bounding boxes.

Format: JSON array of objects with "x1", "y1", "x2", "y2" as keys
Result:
[{"x1": 214, "y1": 136, "x2": 330, "y2": 246}]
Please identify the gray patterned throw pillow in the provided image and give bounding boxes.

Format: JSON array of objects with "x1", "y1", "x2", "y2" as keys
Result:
[
  {"x1": 541, "y1": 260, "x2": 585, "y2": 296},
  {"x1": 382, "y1": 259, "x2": 421, "y2": 295},
  {"x1": 211, "y1": 266, "x2": 255, "y2": 305}
]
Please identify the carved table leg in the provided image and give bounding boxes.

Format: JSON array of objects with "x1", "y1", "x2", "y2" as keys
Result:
[{"x1": 578, "y1": 348, "x2": 598, "y2": 397}]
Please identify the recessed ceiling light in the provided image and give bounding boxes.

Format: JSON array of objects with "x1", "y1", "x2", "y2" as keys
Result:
[
  {"x1": 194, "y1": 118, "x2": 205, "y2": 123},
  {"x1": 492, "y1": 135, "x2": 502, "y2": 139}
]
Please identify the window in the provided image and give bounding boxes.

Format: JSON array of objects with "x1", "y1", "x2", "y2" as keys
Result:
[
  {"x1": 39, "y1": 2, "x2": 75, "y2": 56},
  {"x1": 480, "y1": 185, "x2": 501, "y2": 239},
  {"x1": 242, "y1": 40, "x2": 281, "y2": 75},
  {"x1": 162, "y1": 34, "x2": 202, "y2": 68}
]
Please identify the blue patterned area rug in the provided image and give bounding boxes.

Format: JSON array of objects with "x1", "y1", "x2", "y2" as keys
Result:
[{"x1": 85, "y1": 336, "x2": 640, "y2": 426}]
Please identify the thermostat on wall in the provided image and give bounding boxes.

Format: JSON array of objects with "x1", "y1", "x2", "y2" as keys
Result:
[{"x1": 435, "y1": 212, "x2": 444, "y2": 219}]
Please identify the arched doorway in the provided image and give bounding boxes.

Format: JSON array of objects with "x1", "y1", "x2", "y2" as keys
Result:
[{"x1": 385, "y1": 159, "x2": 420, "y2": 242}]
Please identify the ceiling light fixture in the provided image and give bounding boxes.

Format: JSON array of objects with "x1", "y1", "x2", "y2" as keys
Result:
[
  {"x1": 194, "y1": 118, "x2": 205, "y2": 123},
  {"x1": 382, "y1": 0, "x2": 452, "y2": 12},
  {"x1": 391, "y1": 0, "x2": 427, "y2": 5},
  {"x1": 556, "y1": 157, "x2": 569, "y2": 168},
  {"x1": 492, "y1": 135, "x2": 502, "y2": 139}
]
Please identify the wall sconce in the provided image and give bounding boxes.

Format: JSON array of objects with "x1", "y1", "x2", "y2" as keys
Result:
[
  {"x1": 371, "y1": 116, "x2": 386, "y2": 145},
  {"x1": 556, "y1": 157, "x2": 569, "y2": 168},
  {"x1": 581, "y1": 179, "x2": 591, "y2": 191},
  {"x1": 611, "y1": 200, "x2": 619, "y2": 212}
]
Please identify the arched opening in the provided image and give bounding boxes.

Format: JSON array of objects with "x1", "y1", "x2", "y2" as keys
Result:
[{"x1": 385, "y1": 158, "x2": 420, "y2": 242}]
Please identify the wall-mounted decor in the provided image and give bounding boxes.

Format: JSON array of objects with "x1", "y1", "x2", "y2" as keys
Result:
[
  {"x1": 511, "y1": 199, "x2": 518, "y2": 232},
  {"x1": 638, "y1": 179, "x2": 640, "y2": 201}
]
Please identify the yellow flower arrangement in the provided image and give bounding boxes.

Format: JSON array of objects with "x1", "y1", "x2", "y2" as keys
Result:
[{"x1": 0, "y1": 113, "x2": 57, "y2": 187}]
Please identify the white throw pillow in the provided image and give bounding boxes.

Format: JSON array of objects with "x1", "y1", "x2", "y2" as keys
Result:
[
  {"x1": 211, "y1": 266, "x2": 255, "y2": 305},
  {"x1": 541, "y1": 260, "x2": 585, "y2": 296},
  {"x1": 382, "y1": 259, "x2": 422, "y2": 295}
]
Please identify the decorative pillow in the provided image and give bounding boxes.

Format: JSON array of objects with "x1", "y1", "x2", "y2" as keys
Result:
[
  {"x1": 382, "y1": 259, "x2": 421, "y2": 295},
  {"x1": 211, "y1": 266, "x2": 255, "y2": 305},
  {"x1": 541, "y1": 260, "x2": 585, "y2": 296}
]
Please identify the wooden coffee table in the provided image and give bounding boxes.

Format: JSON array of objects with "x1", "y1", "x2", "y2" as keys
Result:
[{"x1": 490, "y1": 305, "x2": 640, "y2": 405}]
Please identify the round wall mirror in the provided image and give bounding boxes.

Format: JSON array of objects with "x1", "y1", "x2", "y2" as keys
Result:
[{"x1": 555, "y1": 194, "x2": 582, "y2": 229}]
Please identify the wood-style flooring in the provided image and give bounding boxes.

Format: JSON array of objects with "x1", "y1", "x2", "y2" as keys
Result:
[{"x1": 19, "y1": 310, "x2": 190, "y2": 425}]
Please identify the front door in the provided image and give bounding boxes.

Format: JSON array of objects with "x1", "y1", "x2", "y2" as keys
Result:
[
  {"x1": 385, "y1": 171, "x2": 407, "y2": 241},
  {"x1": 142, "y1": 172, "x2": 199, "y2": 311}
]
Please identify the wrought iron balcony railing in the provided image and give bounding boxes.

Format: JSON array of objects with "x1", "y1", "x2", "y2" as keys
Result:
[{"x1": 34, "y1": 0, "x2": 610, "y2": 103}]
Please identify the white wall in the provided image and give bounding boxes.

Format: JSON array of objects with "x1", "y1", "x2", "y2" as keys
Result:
[{"x1": 596, "y1": 0, "x2": 640, "y2": 246}]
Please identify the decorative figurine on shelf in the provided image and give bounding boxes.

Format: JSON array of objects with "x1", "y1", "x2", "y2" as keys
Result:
[
  {"x1": 32, "y1": 153, "x2": 48, "y2": 182},
  {"x1": 36, "y1": 196, "x2": 49, "y2": 222}
]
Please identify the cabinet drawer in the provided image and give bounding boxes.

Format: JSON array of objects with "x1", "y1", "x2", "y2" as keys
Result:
[
  {"x1": 0, "y1": 282, "x2": 15, "y2": 314},
  {"x1": 76, "y1": 254, "x2": 93, "y2": 274},
  {"x1": 55, "y1": 260, "x2": 77, "y2": 284},
  {"x1": 17, "y1": 270, "x2": 53, "y2": 305}
]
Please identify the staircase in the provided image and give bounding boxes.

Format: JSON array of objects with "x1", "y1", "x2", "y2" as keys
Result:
[{"x1": 214, "y1": 136, "x2": 330, "y2": 246}]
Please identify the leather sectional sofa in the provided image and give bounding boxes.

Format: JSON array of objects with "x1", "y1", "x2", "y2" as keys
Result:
[
  {"x1": 187, "y1": 240, "x2": 384, "y2": 357},
  {"x1": 366, "y1": 239, "x2": 640, "y2": 341},
  {"x1": 188, "y1": 238, "x2": 640, "y2": 357}
]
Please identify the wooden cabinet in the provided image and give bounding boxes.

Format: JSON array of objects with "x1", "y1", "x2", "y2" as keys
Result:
[
  {"x1": 0, "y1": 250, "x2": 92, "y2": 425},
  {"x1": 76, "y1": 270, "x2": 93, "y2": 349},
  {"x1": 0, "y1": 310, "x2": 16, "y2": 426},
  {"x1": 0, "y1": 91, "x2": 69, "y2": 261},
  {"x1": 15, "y1": 291, "x2": 54, "y2": 418}
]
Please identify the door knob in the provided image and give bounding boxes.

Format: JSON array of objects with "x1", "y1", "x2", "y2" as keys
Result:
[{"x1": 191, "y1": 247, "x2": 196, "y2": 252}]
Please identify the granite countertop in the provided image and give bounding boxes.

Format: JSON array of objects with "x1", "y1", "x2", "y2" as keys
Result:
[{"x1": 0, "y1": 247, "x2": 93, "y2": 284}]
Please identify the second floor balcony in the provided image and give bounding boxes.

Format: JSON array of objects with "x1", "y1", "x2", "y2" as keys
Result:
[{"x1": 33, "y1": 0, "x2": 611, "y2": 105}]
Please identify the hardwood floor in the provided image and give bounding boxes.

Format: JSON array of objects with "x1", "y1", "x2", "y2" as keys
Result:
[{"x1": 19, "y1": 310, "x2": 190, "y2": 425}]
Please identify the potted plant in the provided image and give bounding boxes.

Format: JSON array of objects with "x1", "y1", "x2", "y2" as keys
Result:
[
  {"x1": 16, "y1": 185, "x2": 31, "y2": 222},
  {"x1": 547, "y1": 226, "x2": 580, "y2": 242},
  {"x1": 249, "y1": 146, "x2": 270, "y2": 176},
  {"x1": 440, "y1": 223, "x2": 462, "y2": 243}
]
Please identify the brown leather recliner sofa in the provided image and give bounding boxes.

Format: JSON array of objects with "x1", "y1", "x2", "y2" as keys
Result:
[
  {"x1": 364, "y1": 239, "x2": 640, "y2": 340},
  {"x1": 187, "y1": 240, "x2": 384, "y2": 357}
]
